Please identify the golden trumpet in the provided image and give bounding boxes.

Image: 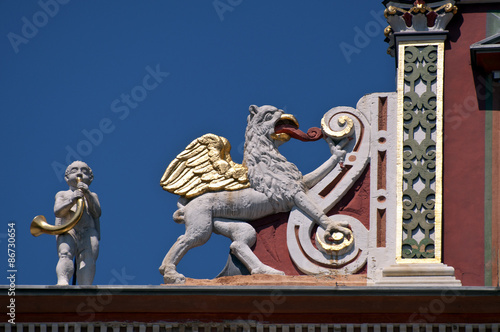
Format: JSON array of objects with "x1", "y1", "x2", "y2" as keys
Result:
[{"x1": 30, "y1": 177, "x2": 85, "y2": 237}]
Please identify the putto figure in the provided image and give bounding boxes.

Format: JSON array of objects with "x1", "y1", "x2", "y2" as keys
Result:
[
  {"x1": 159, "y1": 105, "x2": 350, "y2": 284},
  {"x1": 54, "y1": 161, "x2": 101, "y2": 285}
]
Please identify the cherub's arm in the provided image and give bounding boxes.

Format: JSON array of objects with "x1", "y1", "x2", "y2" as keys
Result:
[
  {"x1": 86, "y1": 192, "x2": 101, "y2": 220},
  {"x1": 94, "y1": 215, "x2": 101, "y2": 241},
  {"x1": 54, "y1": 190, "x2": 81, "y2": 217},
  {"x1": 302, "y1": 137, "x2": 348, "y2": 189},
  {"x1": 77, "y1": 182, "x2": 101, "y2": 219}
]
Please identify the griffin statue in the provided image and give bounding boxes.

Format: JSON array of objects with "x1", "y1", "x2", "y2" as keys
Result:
[{"x1": 159, "y1": 105, "x2": 350, "y2": 284}]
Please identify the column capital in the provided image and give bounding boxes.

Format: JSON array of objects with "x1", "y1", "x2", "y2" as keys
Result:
[{"x1": 384, "y1": 0, "x2": 457, "y2": 56}]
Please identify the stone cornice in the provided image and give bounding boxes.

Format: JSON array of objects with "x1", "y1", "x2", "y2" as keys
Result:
[{"x1": 2, "y1": 285, "x2": 499, "y2": 324}]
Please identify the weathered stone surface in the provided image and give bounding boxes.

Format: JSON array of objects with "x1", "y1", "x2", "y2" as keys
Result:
[{"x1": 163, "y1": 274, "x2": 368, "y2": 286}]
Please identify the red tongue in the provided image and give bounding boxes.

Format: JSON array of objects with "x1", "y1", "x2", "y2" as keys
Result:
[{"x1": 275, "y1": 124, "x2": 323, "y2": 142}]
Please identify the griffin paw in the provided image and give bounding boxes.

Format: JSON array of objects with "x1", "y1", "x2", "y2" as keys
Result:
[
  {"x1": 251, "y1": 266, "x2": 285, "y2": 276},
  {"x1": 163, "y1": 271, "x2": 186, "y2": 284}
]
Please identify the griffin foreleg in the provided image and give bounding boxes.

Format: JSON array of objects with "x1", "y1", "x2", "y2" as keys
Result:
[
  {"x1": 302, "y1": 137, "x2": 348, "y2": 189},
  {"x1": 293, "y1": 191, "x2": 350, "y2": 239},
  {"x1": 213, "y1": 219, "x2": 285, "y2": 275}
]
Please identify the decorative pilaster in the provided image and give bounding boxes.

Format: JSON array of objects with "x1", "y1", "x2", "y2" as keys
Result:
[
  {"x1": 377, "y1": 0, "x2": 461, "y2": 286},
  {"x1": 397, "y1": 42, "x2": 443, "y2": 263}
]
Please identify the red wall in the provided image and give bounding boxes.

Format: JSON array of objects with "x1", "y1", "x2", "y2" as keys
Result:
[{"x1": 443, "y1": 7, "x2": 487, "y2": 286}]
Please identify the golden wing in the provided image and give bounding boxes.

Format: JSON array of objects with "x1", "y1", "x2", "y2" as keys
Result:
[{"x1": 160, "y1": 133, "x2": 250, "y2": 199}]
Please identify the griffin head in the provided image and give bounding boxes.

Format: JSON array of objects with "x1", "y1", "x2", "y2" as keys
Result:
[
  {"x1": 247, "y1": 105, "x2": 321, "y2": 145},
  {"x1": 247, "y1": 105, "x2": 298, "y2": 145}
]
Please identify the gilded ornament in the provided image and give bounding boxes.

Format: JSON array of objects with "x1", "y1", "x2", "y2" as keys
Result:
[
  {"x1": 410, "y1": 0, "x2": 431, "y2": 14},
  {"x1": 321, "y1": 115, "x2": 355, "y2": 139},
  {"x1": 384, "y1": 6, "x2": 399, "y2": 18},
  {"x1": 384, "y1": 26, "x2": 393, "y2": 38},
  {"x1": 443, "y1": 2, "x2": 458, "y2": 14},
  {"x1": 385, "y1": 1, "x2": 457, "y2": 17},
  {"x1": 160, "y1": 134, "x2": 250, "y2": 199},
  {"x1": 315, "y1": 228, "x2": 354, "y2": 254}
]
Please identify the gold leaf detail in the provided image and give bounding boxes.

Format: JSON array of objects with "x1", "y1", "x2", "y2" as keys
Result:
[{"x1": 160, "y1": 134, "x2": 250, "y2": 198}]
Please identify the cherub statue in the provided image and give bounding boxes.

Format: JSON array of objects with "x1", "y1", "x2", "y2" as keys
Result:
[
  {"x1": 54, "y1": 161, "x2": 101, "y2": 285},
  {"x1": 159, "y1": 105, "x2": 350, "y2": 284}
]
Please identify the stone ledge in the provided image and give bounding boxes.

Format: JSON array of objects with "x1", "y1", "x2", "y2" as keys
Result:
[{"x1": 164, "y1": 274, "x2": 368, "y2": 286}]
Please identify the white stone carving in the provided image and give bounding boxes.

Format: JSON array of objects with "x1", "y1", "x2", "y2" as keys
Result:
[
  {"x1": 159, "y1": 105, "x2": 350, "y2": 284},
  {"x1": 363, "y1": 92, "x2": 399, "y2": 284},
  {"x1": 55, "y1": 161, "x2": 101, "y2": 285},
  {"x1": 287, "y1": 106, "x2": 371, "y2": 275}
]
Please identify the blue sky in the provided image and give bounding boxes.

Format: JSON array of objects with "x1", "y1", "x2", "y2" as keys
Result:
[{"x1": 1, "y1": 1, "x2": 395, "y2": 286}]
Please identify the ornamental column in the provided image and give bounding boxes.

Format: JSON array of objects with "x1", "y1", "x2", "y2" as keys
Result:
[{"x1": 377, "y1": 0, "x2": 461, "y2": 285}]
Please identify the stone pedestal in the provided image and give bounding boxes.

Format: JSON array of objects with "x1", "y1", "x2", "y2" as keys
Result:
[{"x1": 376, "y1": 263, "x2": 462, "y2": 286}]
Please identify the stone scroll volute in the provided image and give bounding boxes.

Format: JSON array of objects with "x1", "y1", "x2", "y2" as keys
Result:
[{"x1": 286, "y1": 106, "x2": 371, "y2": 275}]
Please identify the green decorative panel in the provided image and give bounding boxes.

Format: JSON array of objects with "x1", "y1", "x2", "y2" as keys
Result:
[{"x1": 401, "y1": 45, "x2": 438, "y2": 259}]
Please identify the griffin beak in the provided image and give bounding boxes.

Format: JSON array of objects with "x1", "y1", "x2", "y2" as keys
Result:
[
  {"x1": 271, "y1": 113, "x2": 299, "y2": 142},
  {"x1": 279, "y1": 114, "x2": 299, "y2": 128}
]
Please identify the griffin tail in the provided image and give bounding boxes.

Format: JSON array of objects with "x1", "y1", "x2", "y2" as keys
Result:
[{"x1": 172, "y1": 199, "x2": 186, "y2": 224}]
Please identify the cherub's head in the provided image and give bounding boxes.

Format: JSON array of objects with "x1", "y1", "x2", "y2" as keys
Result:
[{"x1": 65, "y1": 161, "x2": 94, "y2": 188}]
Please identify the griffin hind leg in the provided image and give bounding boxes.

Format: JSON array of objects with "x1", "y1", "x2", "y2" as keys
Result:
[
  {"x1": 159, "y1": 203, "x2": 213, "y2": 284},
  {"x1": 213, "y1": 219, "x2": 285, "y2": 276},
  {"x1": 159, "y1": 234, "x2": 189, "y2": 284}
]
